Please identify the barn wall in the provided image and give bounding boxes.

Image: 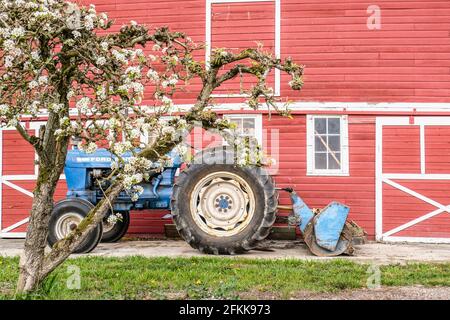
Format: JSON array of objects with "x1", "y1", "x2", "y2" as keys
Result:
[
  {"x1": 2, "y1": 0, "x2": 450, "y2": 239},
  {"x1": 82, "y1": 0, "x2": 450, "y2": 104}
]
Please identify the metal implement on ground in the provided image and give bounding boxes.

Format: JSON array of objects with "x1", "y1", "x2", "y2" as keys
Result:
[{"x1": 278, "y1": 188, "x2": 354, "y2": 256}]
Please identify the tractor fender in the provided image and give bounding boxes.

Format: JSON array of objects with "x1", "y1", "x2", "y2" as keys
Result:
[
  {"x1": 54, "y1": 197, "x2": 95, "y2": 210},
  {"x1": 191, "y1": 146, "x2": 236, "y2": 166}
]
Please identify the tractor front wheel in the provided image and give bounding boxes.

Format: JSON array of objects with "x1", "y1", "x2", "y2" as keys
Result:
[
  {"x1": 101, "y1": 211, "x2": 130, "y2": 243},
  {"x1": 171, "y1": 147, "x2": 277, "y2": 255},
  {"x1": 47, "y1": 198, "x2": 103, "y2": 254}
]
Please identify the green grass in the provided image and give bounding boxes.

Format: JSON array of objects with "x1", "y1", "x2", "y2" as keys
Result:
[{"x1": 0, "y1": 256, "x2": 449, "y2": 299}]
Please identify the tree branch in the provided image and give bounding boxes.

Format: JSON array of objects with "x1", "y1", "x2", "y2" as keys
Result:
[{"x1": 15, "y1": 124, "x2": 42, "y2": 155}]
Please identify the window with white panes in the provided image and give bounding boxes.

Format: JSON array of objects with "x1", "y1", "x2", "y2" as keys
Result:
[
  {"x1": 223, "y1": 115, "x2": 263, "y2": 144},
  {"x1": 306, "y1": 115, "x2": 349, "y2": 176}
]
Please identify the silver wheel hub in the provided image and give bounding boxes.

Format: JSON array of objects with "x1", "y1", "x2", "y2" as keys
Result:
[
  {"x1": 54, "y1": 212, "x2": 83, "y2": 240},
  {"x1": 190, "y1": 172, "x2": 255, "y2": 237}
]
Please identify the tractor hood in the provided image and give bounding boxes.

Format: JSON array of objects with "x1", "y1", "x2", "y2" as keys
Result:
[
  {"x1": 66, "y1": 148, "x2": 115, "y2": 168},
  {"x1": 65, "y1": 148, "x2": 182, "y2": 169}
]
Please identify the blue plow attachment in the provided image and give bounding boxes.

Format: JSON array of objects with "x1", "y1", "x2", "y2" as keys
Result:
[
  {"x1": 281, "y1": 188, "x2": 354, "y2": 256},
  {"x1": 313, "y1": 201, "x2": 350, "y2": 252}
]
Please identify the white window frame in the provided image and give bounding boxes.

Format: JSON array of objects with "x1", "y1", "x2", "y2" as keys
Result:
[
  {"x1": 206, "y1": 0, "x2": 281, "y2": 97},
  {"x1": 223, "y1": 114, "x2": 263, "y2": 145},
  {"x1": 306, "y1": 115, "x2": 349, "y2": 176}
]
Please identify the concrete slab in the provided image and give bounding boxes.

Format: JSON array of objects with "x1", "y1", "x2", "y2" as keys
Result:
[{"x1": 1, "y1": 239, "x2": 450, "y2": 264}]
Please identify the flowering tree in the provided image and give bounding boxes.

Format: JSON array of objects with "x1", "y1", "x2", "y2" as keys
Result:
[{"x1": 0, "y1": 0, "x2": 304, "y2": 293}]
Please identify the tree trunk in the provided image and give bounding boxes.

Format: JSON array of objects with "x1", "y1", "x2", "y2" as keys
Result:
[
  {"x1": 16, "y1": 165, "x2": 62, "y2": 293},
  {"x1": 40, "y1": 182, "x2": 124, "y2": 278},
  {"x1": 16, "y1": 110, "x2": 70, "y2": 293}
]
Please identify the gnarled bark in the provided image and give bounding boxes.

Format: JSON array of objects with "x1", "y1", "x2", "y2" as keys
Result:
[{"x1": 16, "y1": 111, "x2": 70, "y2": 293}]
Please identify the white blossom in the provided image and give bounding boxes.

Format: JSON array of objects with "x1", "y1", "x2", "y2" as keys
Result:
[
  {"x1": 80, "y1": 141, "x2": 98, "y2": 154},
  {"x1": 112, "y1": 50, "x2": 128, "y2": 64},
  {"x1": 4, "y1": 55, "x2": 13, "y2": 68},
  {"x1": 31, "y1": 50, "x2": 40, "y2": 61},
  {"x1": 112, "y1": 141, "x2": 132, "y2": 155},
  {"x1": 38, "y1": 76, "x2": 48, "y2": 85},
  {"x1": 84, "y1": 14, "x2": 95, "y2": 30},
  {"x1": 76, "y1": 97, "x2": 90, "y2": 113},
  {"x1": 146, "y1": 69, "x2": 159, "y2": 82},
  {"x1": 28, "y1": 80, "x2": 39, "y2": 89},
  {"x1": 0, "y1": 104, "x2": 9, "y2": 116},
  {"x1": 107, "y1": 212, "x2": 122, "y2": 225},
  {"x1": 96, "y1": 56, "x2": 106, "y2": 66},
  {"x1": 49, "y1": 103, "x2": 64, "y2": 113},
  {"x1": 100, "y1": 41, "x2": 109, "y2": 51},
  {"x1": 161, "y1": 96, "x2": 173, "y2": 107},
  {"x1": 125, "y1": 66, "x2": 141, "y2": 78},
  {"x1": 11, "y1": 27, "x2": 25, "y2": 38}
]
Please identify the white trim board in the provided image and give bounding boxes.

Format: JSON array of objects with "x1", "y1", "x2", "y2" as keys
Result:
[
  {"x1": 0, "y1": 232, "x2": 26, "y2": 239},
  {"x1": 8, "y1": 102, "x2": 450, "y2": 121},
  {"x1": 174, "y1": 101, "x2": 450, "y2": 113},
  {"x1": 205, "y1": 0, "x2": 281, "y2": 97}
]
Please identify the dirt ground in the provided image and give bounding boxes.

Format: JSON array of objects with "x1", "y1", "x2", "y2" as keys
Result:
[
  {"x1": 239, "y1": 285, "x2": 450, "y2": 300},
  {"x1": 1, "y1": 238, "x2": 450, "y2": 265}
]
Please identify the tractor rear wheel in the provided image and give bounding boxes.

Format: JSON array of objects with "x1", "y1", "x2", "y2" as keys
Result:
[
  {"x1": 171, "y1": 147, "x2": 277, "y2": 255},
  {"x1": 101, "y1": 211, "x2": 130, "y2": 243},
  {"x1": 47, "y1": 198, "x2": 103, "y2": 254}
]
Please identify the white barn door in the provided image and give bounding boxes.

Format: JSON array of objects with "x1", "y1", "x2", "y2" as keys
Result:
[{"x1": 376, "y1": 117, "x2": 450, "y2": 243}]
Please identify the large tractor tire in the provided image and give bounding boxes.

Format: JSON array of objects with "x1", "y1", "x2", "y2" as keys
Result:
[
  {"x1": 171, "y1": 147, "x2": 277, "y2": 255},
  {"x1": 101, "y1": 211, "x2": 130, "y2": 243},
  {"x1": 47, "y1": 198, "x2": 103, "y2": 254}
]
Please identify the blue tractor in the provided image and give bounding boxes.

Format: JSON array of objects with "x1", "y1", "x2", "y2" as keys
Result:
[
  {"x1": 47, "y1": 146, "x2": 278, "y2": 254},
  {"x1": 47, "y1": 145, "x2": 354, "y2": 256}
]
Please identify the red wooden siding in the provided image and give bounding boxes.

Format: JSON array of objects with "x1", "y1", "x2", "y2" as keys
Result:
[
  {"x1": 425, "y1": 126, "x2": 450, "y2": 173},
  {"x1": 383, "y1": 180, "x2": 450, "y2": 238},
  {"x1": 2, "y1": 131, "x2": 35, "y2": 176},
  {"x1": 382, "y1": 126, "x2": 421, "y2": 173},
  {"x1": 81, "y1": 0, "x2": 450, "y2": 104},
  {"x1": 265, "y1": 114, "x2": 376, "y2": 237},
  {"x1": 211, "y1": 2, "x2": 276, "y2": 94}
]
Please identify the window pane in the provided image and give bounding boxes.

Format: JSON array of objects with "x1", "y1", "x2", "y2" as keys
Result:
[
  {"x1": 328, "y1": 118, "x2": 340, "y2": 134},
  {"x1": 242, "y1": 118, "x2": 255, "y2": 136},
  {"x1": 243, "y1": 118, "x2": 255, "y2": 129},
  {"x1": 315, "y1": 152, "x2": 327, "y2": 169},
  {"x1": 328, "y1": 152, "x2": 341, "y2": 170},
  {"x1": 230, "y1": 119, "x2": 243, "y2": 134},
  {"x1": 314, "y1": 136, "x2": 327, "y2": 152},
  {"x1": 328, "y1": 136, "x2": 341, "y2": 152},
  {"x1": 314, "y1": 118, "x2": 326, "y2": 134}
]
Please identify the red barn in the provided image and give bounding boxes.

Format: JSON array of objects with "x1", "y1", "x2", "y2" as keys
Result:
[{"x1": 1, "y1": 0, "x2": 450, "y2": 243}]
